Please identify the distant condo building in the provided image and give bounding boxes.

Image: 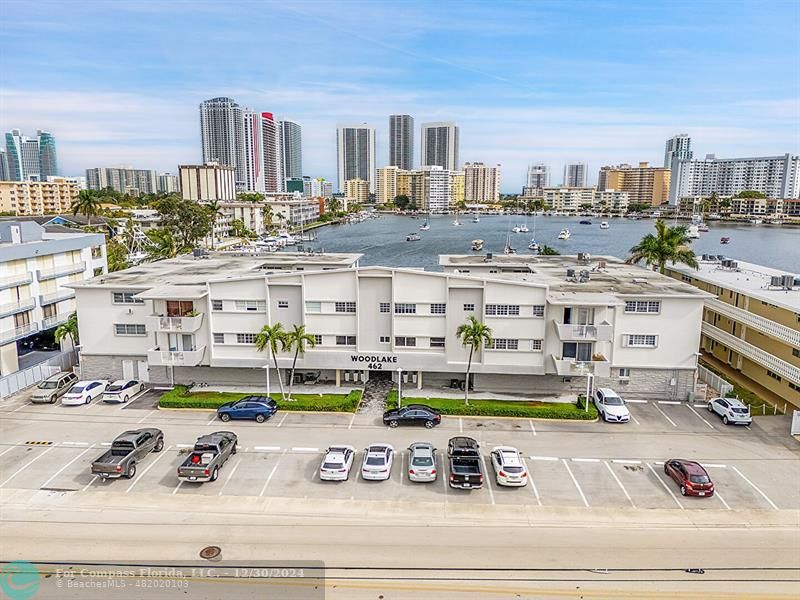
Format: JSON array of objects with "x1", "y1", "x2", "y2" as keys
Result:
[
  {"x1": 464, "y1": 162, "x2": 500, "y2": 203},
  {"x1": 598, "y1": 162, "x2": 671, "y2": 207},
  {"x1": 199, "y1": 97, "x2": 246, "y2": 188},
  {"x1": 179, "y1": 162, "x2": 236, "y2": 202},
  {"x1": 664, "y1": 134, "x2": 693, "y2": 168},
  {"x1": 376, "y1": 166, "x2": 400, "y2": 204},
  {"x1": 669, "y1": 153, "x2": 800, "y2": 204},
  {"x1": 344, "y1": 178, "x2": 370, "y2": 204},
  {"x1": 337, "y1": 124, "x2": 376, "y2": 193},
  {"x1": 4, "y1": 129, "x2": 58, "y2": 182},
  {"x1": 304, "y1": 177, "x2": 333, "y2": 198},
  {"x1": 421, "y1": 122, "x2": 459, "y2": 171},
  {"x1": 279, "y1": 119, "x2": 303, "y2": 184},
  {"x1": 421, "y1": 166, "x2": 451, "y2": 213},
  {"x1": 389, "y1": 115, "x2": 414, "y2": 171},
  {"x1": 543, "y1": 187, "x2": 629, "y2": 215},
  {"x1": 526, "y1": 164, "x2": 550, "y2": 194},
  {"x1": 86, "y1": 166, "x2": 158, "y2": 196},
  {"x1": 379, "y1": 166, "x2": 463, "y2": 209},
  {"x1": 0, "y1": 150, "x2": 9, "y2": 181},
  {"x1": 157, "y1": 173, "x2": 179, "y2": 194},
  {"x1": 0, "y1": 178, "x2": 79, "y2": 216},
  {"x1": 563, "y1": 162, "x2": 588, "y2": 187}
]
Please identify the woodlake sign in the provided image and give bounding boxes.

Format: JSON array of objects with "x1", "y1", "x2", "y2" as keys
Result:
[{"x1": 350, "y1": 354, "x2": 399, "y2": 370}]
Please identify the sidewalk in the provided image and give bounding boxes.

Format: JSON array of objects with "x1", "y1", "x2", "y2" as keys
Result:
[{"x1": 200, "y1": 383, "x2": 360, "y2": 396}]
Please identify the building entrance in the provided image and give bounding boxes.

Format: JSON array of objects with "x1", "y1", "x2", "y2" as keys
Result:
[{"x1": 369, "y1": 369, "x2": 392, "y2": 381}]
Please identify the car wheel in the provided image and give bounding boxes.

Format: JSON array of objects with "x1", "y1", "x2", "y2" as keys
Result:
[
  {"x1": 707, "y1": 403, "x2": 714, "y2": 413},
  {"x1": 122, "y1": 395, "x2": 129, "y2": 403},
  {"x1": 232, "y1": 443, "x2": 238, "y2": 455},
  {"x1": 154, "y1": 438, "x2": 164, "y2": 452},
  {"x1": 424, "y1": 420, "x2": 434, "y2": 429},
  {"x1": 126, "y1": 464, "x2": 136, "y2": 479},
  {"x1": 680, "y1": 485, "x2": 687, "y2": 496},
  {"x1": 388, "y1": 420, "x2": 399, "y2": 428},
  {"x1": 723, "y1": 416, "x2": 729, "y2": 425},
  {"x1": 210, "y1": 467, "x2": 219, "y2": 482},
  {"x1": 50, "y1": 396, "x2": 56, "y2": 404},
  {"x1": 664, "y1": 464, "x2": 669, "y2": 474},
  {"x1": 220, "y1": 413, "x2": 231, "y2": 422},
  {"x1": 255, "y1": 414, "x2": 266, "y2": 423}
]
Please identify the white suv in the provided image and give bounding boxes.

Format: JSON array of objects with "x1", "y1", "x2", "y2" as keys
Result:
[
  {"x1": 707, "y1": 397, "x2": 752, "y2": 426},
  {"x1": 593, "y1": 388, "x2": 631, "y2": 423}
]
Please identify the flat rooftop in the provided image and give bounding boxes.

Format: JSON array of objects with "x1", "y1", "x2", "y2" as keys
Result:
[
  {"x1": 439, "y1": 254, "x2": 711, "y2": 298},
  {"x1": 669, "y1": 259, "x2": 800, "y2": 312},
  {"x1": 68, "y1": 251, "x2": 363, "y2": 288}
]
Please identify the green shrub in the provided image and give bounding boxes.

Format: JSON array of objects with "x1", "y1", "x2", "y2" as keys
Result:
[{"x1": 158, "y1": 386, "x2": 362, "y2": 412}]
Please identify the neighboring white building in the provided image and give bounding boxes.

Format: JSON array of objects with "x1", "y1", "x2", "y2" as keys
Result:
[
  {"x1": 157, "y1": 173, "x2": 179, "y2": 194},
  {"x1": 526, "y1": 164, "x2": 550, "y2": 192},
  {"x1": 48, "y1": 175, "x2": 87, "y2": 190},
  {"x1": 220, "y1": 202, "x2": 269, "y2": 236},
  {"x1": 542, "y1": 187, "x2": 628, "y2": 214},
  {"x1": 376, "y1": 166, "x2": 400, "y2": 205},
  {"x1": 421, "y1": 122, "x2": 459, "y2": 171},
  {"x1": 304, "y1": 177, "x2": 333, "y2": 199},
  {"x1": 199, "y1": 97, "x2": 246, "y2": 189},
  {"x1": 563, "y1": 163, "x2": 588, "y2": 187},
  {"x1": 664, "y1": 134, "x2": 693, "y2": 168},
  {"x1": 464, "y1": 162, "x2": 500, "y2": 203},
  {"x1": 337, "y1": 124, "x2": 376, "y2": 193},
  {"x1": 0, "y1": 221, "x2": 107, "y2": 376},
  {"x1": 179, "y1": 162, "x2": 237, "y2": 202},
  {"x1": 421, "y1": 166, "x2": 451, "y2": 213},
  {"x1": 86, "y1": 166, "x2": 158, "y2": 195},
  {"x1": 264, "y1": 194, "x2": 320, "y2": 227}
]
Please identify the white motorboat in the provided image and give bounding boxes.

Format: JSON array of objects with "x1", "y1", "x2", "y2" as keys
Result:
[
  {"x1": 687, "y1": 224, "x2": 700, "y2": 239},
  {"x1": 557, "y1": 229, "x2": 571, "y2": 240},
  {"x1": 276, "y1": 231, "x2": 297, "y2": 245},
  {"x1": 749, "y1": 218, "x2": 763, "y2": 224},
  {"x1": 472, "y1": 215, "x2": 480, "y2": 223},
  {"x1": 698, "y1": 223, "x2": 710, "y2": 232},
  {"x1": 419, "y1": 220, "x2": 430, "y2": 231},
  {"x1": 511, "y1": 225, "x2": 521, "y2": 233},
  {"x1": 518, "y1": 223, "x2": 529, "y2": 233},
  {"x1": 599, "y1": 221, "x2": 609, "y2": 229},
  {"x1": 406, "y1": 232, "x2": 421, "y2": 242},
  {"x1": 452, "y1": 216, "x2": 462, "y2": 226},
  {"x1": 471, "y1": 239, "x2": 484, "y2": 251},
  {"x1": 527, "y1": 239, "x2": 539, "y2": 251}
]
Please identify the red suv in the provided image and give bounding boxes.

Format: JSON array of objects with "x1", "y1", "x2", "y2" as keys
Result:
[{"x1": 664, "y1": 459, "x2": 714, "y2": 497}]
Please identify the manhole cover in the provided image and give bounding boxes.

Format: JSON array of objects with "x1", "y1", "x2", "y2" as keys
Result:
[{"x1": 199, "y1": 546, "x2": 222, "y2": 560}]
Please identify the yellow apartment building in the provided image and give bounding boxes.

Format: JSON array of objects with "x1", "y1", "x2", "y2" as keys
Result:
[{"x1": 0, "y1": 178, "x2": 79, "y2": 216}]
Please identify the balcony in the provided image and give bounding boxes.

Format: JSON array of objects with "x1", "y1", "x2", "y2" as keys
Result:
[
  {"x1": 0, "y1": 297, "x2": 36, "y2": 318},
  {"x1": 553, "y1": 322, "x2": 613, "y2": 342},
  {"x1": 42, "y1": 313, "x2": 73, "y2": 330},
  {"x1": 0, "y1": 323, "x2": 39, "y2": 344},
  {"x1": 147, "y1": 346, "x2": 206, "y2": 367},
  {"x1": 0, "y1": 273, "x2": 33, "y2": 290},
  {"x1": 551, "y1": 354, "x2": 611, "y2": 378},
  {"x1": 705, "y1": 298, "x2": 800, "y2": 348},
  {"x1": 39, "y1": 290, "x2": 76, "y2": 306},
  {"x1": 37, "y1": 261, "x2": 86, "y2": 281},
  {"x1": 145, "y1": 313, "x2": 204, "y2": 333}
]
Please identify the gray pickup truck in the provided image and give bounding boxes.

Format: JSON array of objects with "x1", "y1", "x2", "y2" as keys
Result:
[
  {"x1": 177, "y1": 431, "x2": 238, "y2": 483},
  {"x1": 91, "y1": 429, "x2": 164, "y2": 479}
]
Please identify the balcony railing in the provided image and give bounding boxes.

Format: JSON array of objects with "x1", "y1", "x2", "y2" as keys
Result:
[
  {"x1": 705, "y1": 298, "x2": 800, "y2": 348},
  {"x1": 36, "y1": 261, "x2": 85, "y2": 281},
  {"x1": 145, "y1": 313, "x2": 204, "y2": 333},
  {"x1": 701, "y1": 322, "x2": 800, "y2": 385},
  {"x1": 39, "y1": 290, "x2": 76, "y2": 306},
  {"x1": 42, "y1": 313, "x2": 73, "y2": 329},
  {"x1": 0, "y1": 297, "x2": 36, "y2": 318},
  {"x1": 553, "y1": 322, "x2": 613, "y2": 342},
  {"x1": 147, "y1": 346, "x2": 206, "y2": 367},
  {"x1": 551, "y1": 354, "x2": 611, "y2": 378},
  {"x1": 0, "y1": 272, "x2": 33, "y2": 290},
  {"x1": 0, "y1": 323, "x2": 39, "y2": 344}
]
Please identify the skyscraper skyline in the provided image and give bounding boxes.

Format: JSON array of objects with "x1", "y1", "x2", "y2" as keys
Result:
[
  {"x1": 389, "y1": 115, "x2": 414, "y2": 171},
  {"x1": 199, "y1": 97, "x2": 246, "y2": 189},
  {"x1": 3, "y1": 129, "x2": 58, "y2": 181},
  {"x1": 421, "y1": 122, "x2": 459, "y2": 171},
  {"x1": 563, "y1": 162, "x2": 588, "y2": 187},
  {"x1": 279, "y1": 119, "x2": 303, "y2": 185},
  {"x1": 260, "y1": 112, "x2": 281, "y2": 193},
  {"x1": 526, "y1": 164, "x2": 550, "y2": 192},
  {"x1": 336, "y1": 124, "x2": 376, "y2": 193},
  {"x1": 664, "y1": 134, "x2": 693, "y2": 168}
]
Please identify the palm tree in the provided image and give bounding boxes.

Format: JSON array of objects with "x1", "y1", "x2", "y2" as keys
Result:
[
  {"x1": 284, "y1": 324, "x2": 317, "y2": 400},
  {"x1": 255, "y1": 323, "x2": 287, "y2": 401},
  {"x1": 538, "y1": 244, "x2": 560, "y2": 256},
  {"x1": 71, "y1": 190, "x2": 102, "y2": 226},
  {"x1": 204, "y1": 200, "x2": 222, "y2": 249},
  {"x1": 626, "y1": 219, "x2": 699, "y2": 274},
  {"x1": 455, "y1": 316, "x2": 493, "y2": 406},
  {"x1": 262, "y1": 205, "x2": 274, "y2": 233},
  {"x1": 146, "y1": 228, "x2": 180, "y2": 261},
  {"x1": 54, "y1": 312, "x2": 79, "y2": 347},
  {"x1": 327, "y1": 197, "x2": 342, "y2": 214}
]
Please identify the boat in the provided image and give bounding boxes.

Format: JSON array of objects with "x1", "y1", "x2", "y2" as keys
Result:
[
  {"x1": 749, "y1": 218, "x2": 763, "y2": 224},
  {"x1": 599, "y1": 221, "x2": 609, "y2": 229},
  {"x1": 276, "y1": 231, "x2": 297, "y2": 246},
  {"x1": 527, "y1": 239, "x2": 539, "y2": 251},
  {"x1": 471, "y1": 239, "x2": 484, "y2": 251},
  {"x1": 406, "y1": 232, "x2": 421, "y2": 241},
  {"x1": 511, "y1": 225, "x2": 521, "y2": 233},
  {"x1": 452, "y1": 215, "x2": 462, "y2": 226},
  {"x1": 472, "y1": 215, "x2": 480, "y2": 223},
  {"x1": 518, "y1": 224, "x2": 529, "y2": 233},
  {"x1": 687, "y1": 224, "x2": 700, "y2": 239},
  {"x1": 579, "y1": 220, "x2": 592, "y2": 225},
  {"x1": 557, "y1": 229, "x2": 570, "y2": 240},
  {"x1": 419, "y1": 222, "x2": 430, "y2": 231},
  {"x1": 769, "y1": 219, "x2": 784, "y2": 225},
  {"x1": 720, "y1": 237, "x2": 731, "y2": 244},
  {"x1": 698, "y1": 223, "x2": 710, "y2": 232}
]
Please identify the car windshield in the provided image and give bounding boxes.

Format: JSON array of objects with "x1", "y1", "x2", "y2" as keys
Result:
[
  {"x1": 107, "y1": 385, "x2": 124, "y2": 392},
  {"x1": 604, "y1": 396, "x2": 624, "y2": 405},
  {"x1": 69, "y1": 386, "x2": 85, "y2": 393},
  {"x1": 732, "y1": 407, "x2": 749, "y2": 414},
  {"x1": 412, "y1": 456, "x2": 433, "y2": 467},
  {"x1": 322, "y1": 462, "x2": 343, "y2": 470},
  {"x1": 504, "y1": 465, "x2": 524, "y2": 473},
  {"x1": 366, "y1": 456, "x2": 385, "y2": 466},
  {"x1": 689, "y1": 474, "x2": 710, "y2": 483},
  {"x1": 38, "y1": 381, "x2": 59, "y2": 389}
]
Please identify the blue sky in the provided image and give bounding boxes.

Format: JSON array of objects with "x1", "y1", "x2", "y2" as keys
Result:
[{"x1": 2, "y1": 0, "x2": 799, "y2": 191}]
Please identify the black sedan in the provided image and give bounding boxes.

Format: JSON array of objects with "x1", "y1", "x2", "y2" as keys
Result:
[{"x1": 383, "y1": 404, "x2": 442, "y2": 428}]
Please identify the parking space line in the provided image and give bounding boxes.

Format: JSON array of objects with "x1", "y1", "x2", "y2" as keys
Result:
[
  {"x1": 277, "y1": 413, "x2": 288, "y2": 428},
  {"x1": 611, "y1": 459, "x2": 641, "y2": 465},
  {"x1": 291, "y1": 447, "x2": 319, "y2": 453},
  {"x1": 714, "y1": 489, "x2": 731, "y2": 510},
  {"x1": 603, "y1": 460, "x2": 635, "y2": 508},
  {"x1": 136, "y1": 410, "x2": 156, "y2": 424},
  {"x1": 658, "y1": 400, "x2": 681, "y2": 405},
  {"x1": 218, "y1": 458, "x2": 242, "y2": 496},
  {"x1": 0, "y1": 445, "x2": 56, "y2": 488},
  {"x1": 257, "y1": 448, "x2": 284, "y2": 497},
  {"x1": 693, "y1": 404, "x2": 707, "y2": 409},
  {"x1": 440, "y1": 452, "x2": 448, "y2": 502},
  {"x1": 571, "y1": 458, "x2": 600, "y2": 463},
  {"x1": 254, "y1": 446, "x2": 281, "y2": 452},
  {"x1": 529, "y1": 456, "x2": 559, "y2": 461},
  {"x1": 41, "y1": 445, "x2": 95, "y2": 489},
  {"x1": 653, "y1": 403, "x2": 678, "y2": 427},
  {"x1": 625, "y1": 399, "x2": 647, "y2": 403},
  {"x1": 629, "y1": 412, "x2": 640, "y2": 425},
  {"x1": 646, "y1": 462, "x2": 684, "y2": 509},
  {"x1": 561, "y1": 459, "x2": 589, "y2": 507},
  {"x1": 399, "y1": 452, "x2": 404, "y2": 485},
  {"x1": 62, "y1": 442, "x2": 90, "y2": 447},
  {"x1": 704, "y1": 463, "x2": 727, "y2": 468},
  {"x1": 528, "y1": 420, "x2": 536, "y2": 436},
  {"x1": 11, "y1": 403, "x2": 28, "y2": 413},
  {"x1": 731, "y1": 465, "x2": 779, "y2": 510},
  {"x1": 459, "y1": 418, "x2": 463, "y2": 433},
  {"x1": 480, "y1": 455, "x2": 495, "y2": 505},
  {"x1": 206, "y1": 414, "x2": 217, "y2": 426},
  {"x1": 171, "y1": 480, "x2": 183, "y2": 495},
  {"x1": 125, "y1": 445, "x2": 173, "y2": 493},
  {"x1": 686, "y1": 404, "x2": 716, "y2": 430},
  {"x1": 82, "y1": 475, "x2": 98, "y2": 492},
  {"x1": 0, "y1": 445, "x2": 20, "y2": 459},
  {"x1": 100, "y1": 442, "x2": 111, "y2": 447},
  {"x1": 520, "y1": 458, "x2": 541, "y2": 506},
  {"x1": 176, "y1": 444, "x2": 193, "y2": 449}
]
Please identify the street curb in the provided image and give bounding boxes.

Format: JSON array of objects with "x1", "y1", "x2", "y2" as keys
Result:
[{"x1": 157, "y1": 406, "x2": 356, "y2": 416}]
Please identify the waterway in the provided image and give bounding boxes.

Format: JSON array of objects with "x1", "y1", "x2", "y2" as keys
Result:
[{"x1": 305, "y1": 214, "x2": 799, "y2": 272}]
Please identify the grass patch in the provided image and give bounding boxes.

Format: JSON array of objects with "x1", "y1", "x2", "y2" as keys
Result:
[
  {"x1": 159, "y1": 386, "x2": 362, "y2": 412},
  {"x1": 386, "y1": 390, "x2": 597, "y2": 420}
]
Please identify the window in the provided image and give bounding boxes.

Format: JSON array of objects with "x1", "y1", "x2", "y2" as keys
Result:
[
  {"x1": 624, "y1": 300, "x2": 661, "y2": 314},
  {"x1": 489, "y1": 338, "x2": 519, "y2": 350},
  {"x1": 626, "y1": 334, "x2": 658, "y2": 347},
  {"x1": 305, "y1": 301, "x2": 321, "y2": 313},
  {"x1": 335, "y1": 301, "x2": 356, "y2": 313},
  {"x1": 790, "y1": 382, "x2": 800, "y2": 393},
  {"x1": 112, "y1": 292, "x2": 144, "y2": 305},
  {"x1": 766, "y1": 370, "x2": 782, "y2": 382},
  {"x1": 114, "y1": 323, "x2": 146, "y2": 336},
  {"x1": 395, "y1": 336, "x2": 417, "y2": 347},
  {"x1": 530, "y1": 339, "x2": 543, "y2": 351},
  {"x1": 313, "y1": 334, "x2": 323, "y2": 345},
  {"x1": 618, "y1": 367, "x2": 631, "y2": 379},
  {"x1": 463, "y1": 303, "x2": 475, "y2": 312},
  {"x1": 430, "y1": 303, "x2": 446, "y2": 314},
  {"x1": 430, "y1": 337, "x2": 445, "y2": 348},
  {"x1": 532, "y1": 305, "x2": 545, "y2": 317},
  {"x1": 277, "y1": 300, "x2": 289, "y2": 309},
  {"x1": 336, "y1": 335, "x2": 356, "y2": 345},
  {"x1": 213, "y1": 333, "x2": 224, "y2": 344},
  {"x1": 236, "y1": 333, "x2": 257, "y2": 344},
  {"x1": 379, "y1": 302, "x2": 390, "y2": 313},
  {"x1": 212, "y1": 300, "x2": 223, "y2": 311},
  {"x1": 394, "y1": 303, "x2": 417, "y2": 314},
  {"x1": 681, "y1": 274, "x2": 692, "y2": 283},
  {"x1": 379, "y1": 336, "x2": 390, "y2": 343},
  {"x1": 793, "y1": 348, "x2": 800, "y2": 358},
  {"x1": 486, "y1": 304, "x2": 520, "y2": 316},
  {"x1": 91, "y1": 246, "x2": 103, "y2": 259},
  {"x1": 234, "y1": 300, "x2": 265, "y2": 312}
]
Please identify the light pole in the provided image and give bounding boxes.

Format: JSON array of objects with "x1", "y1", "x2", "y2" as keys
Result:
[
  {"x1": 585, "y1": 372, "x2": 594, "y2": 413},
  {"x1": 396, "y1": 367, "x2": 403, "y2": 410},
  {"x1": 262, "y1": 364, "x2": 271, "y2": 398}
]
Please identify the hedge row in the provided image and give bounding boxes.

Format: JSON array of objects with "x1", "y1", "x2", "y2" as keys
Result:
[{"x1": 159, "y1": 386, "x2": 363, "y2": 412}]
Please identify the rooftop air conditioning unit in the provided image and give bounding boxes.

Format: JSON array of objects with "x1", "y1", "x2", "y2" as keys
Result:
[
  {"x1": 781, "y1": 274, "x2": 795, "y2": 289},
  {"x1": 716, "y1": 255, "x2": 725, "y2": 261},
  {"x1": 566, "y1": 268, "x2": 576, "y2": 279},
  {"x1": 729, "y1": 261, "x2": 739, "y2": 270},
  {"x1": 721, "y1": 259, "x2": 732, "y2": 268},
  {"x1": 485, "y1": 252, "x2": 493, "y2": 261},
  {"x1": 770, "y1": 276, "x2": 784, "y2": 287}
]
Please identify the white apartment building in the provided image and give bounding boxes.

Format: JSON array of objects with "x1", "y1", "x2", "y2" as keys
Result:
[
  {"x1": 464, "y1": 162, "x2": 500, "y2": 203},
  {"x1": 422, "y1": 166, "x2": 451, "y2": 213},
  {"x1": 526, "y1": 164, "x2": 550, "y2": 192},
  {"x1": 220, "y1": 202, "x2": 269, "y2": 236},
  {"x1": 157, "y1": 173, "x2": 179, "y2": 194},
  {"x1": 664, "y1": 134, "x2": 693, "y2": 168},
  {"x1": 264, "y1": 195, "x2": 320, "y2": 227},
  {"x1": 543, "y1": 187, "x2": 629, "y2": 214},
  {"x1": 0, "y1": 221, "x2": 107, "y2": 376},
  {"x1": 70, "y1": 252, "x2": 708, "y2": 400},
  {"x1": 86, "y1": 167, "x2": 159, "y2": 195},
  {"x1": 0, "y1": 179, "x2": 79, "y2": 216}
]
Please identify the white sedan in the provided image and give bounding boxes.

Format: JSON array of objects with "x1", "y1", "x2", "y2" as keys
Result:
[
  {"x1": 490, "y1": 446, "x2": 528, "y2": 487},
  {"x1": 593, "y1": 387, "x2": 631, "y2": 423},
  {"x1": 319, "y1": 445, "x2": 356, "y2": 481},
  {"x1": 102, "y1": 380, "x2": 145, "y2": 403},
  {"x1": 361, "y1": 444, "x2": 394, "y2": 481},
  {"x1": 61, "y1": 380, "x2": 109, "y2": 406}
]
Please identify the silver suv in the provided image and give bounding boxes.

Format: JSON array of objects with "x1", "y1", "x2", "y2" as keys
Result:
[
  {"x1": 31, "y1": 372, "x2": 78, "y2": 404},
  {"x1": 707, "y1": 397, "x2": 752, "y2": 426}
]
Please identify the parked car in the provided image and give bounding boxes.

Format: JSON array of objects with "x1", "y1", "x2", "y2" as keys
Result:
[
  {"x1": 91, "y1": 429, "x2": 164, "y2": 479},
  {"x1": 61, "y1": 380, "x2": 108, "y2": 406},
  {"x1": 319, "y1": 445, "x2": 356, "y2": 481},
  {"x1": 177, "y1": 431, "x2": 238, "y2": 483},
  {"x1": 407, "y1": 442, "x2": 437, "y2": 483},
  {"x1": 664, "y1": 459, "x2": 715, "y2": 497},
  {"x1": 217, "y1": 396, "x2": 278, "y2": 423},
  {"x1": 593, "y1": 387, "x2": 631, "y2": 423},
  {"x1": 447, "y1": 436, "x2": 483, "y2": 489},
  {"x1": 382, "y1": 404, "x2": 442, "y2": 428},
  {"x1": 361, "y1": 444, "x2": 394, "y2": 481},
  {"x1": 102, "y1": 379, "x2": 145, "y2": 403},
  {"x1": 707, "y1": 397, "x2": 752, "y2": 426},
  {"x1": 490, "y1": 446, "x2": 528, "y2": 487},
  {"x1": 31, "y1": 372, "x2": 78, "y2": 404}
]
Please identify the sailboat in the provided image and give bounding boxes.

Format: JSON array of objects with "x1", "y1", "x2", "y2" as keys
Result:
[
  {"x1": 503, "y1": 232, "x2": 517, "y2": 255},
  {"x1": 420, "y1": 211, "x2": 430, "y2": 231},
  {"x1": 452, "y1": 213, "x2": 462, "y2": 226},
  {"x1": 527, "y1": 212, "x2": 539, "y2": 251},
  {"x1": 518, "y1": 216, "x2": 529, "y2": 233},
  {"x1": 472, "y1": 214, "x2": 480, "y2": 223}
]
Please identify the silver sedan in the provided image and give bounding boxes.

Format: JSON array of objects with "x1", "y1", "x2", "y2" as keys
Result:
[{"x1": 407, "y1": 442, "x2": 437, "y2": 483}]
